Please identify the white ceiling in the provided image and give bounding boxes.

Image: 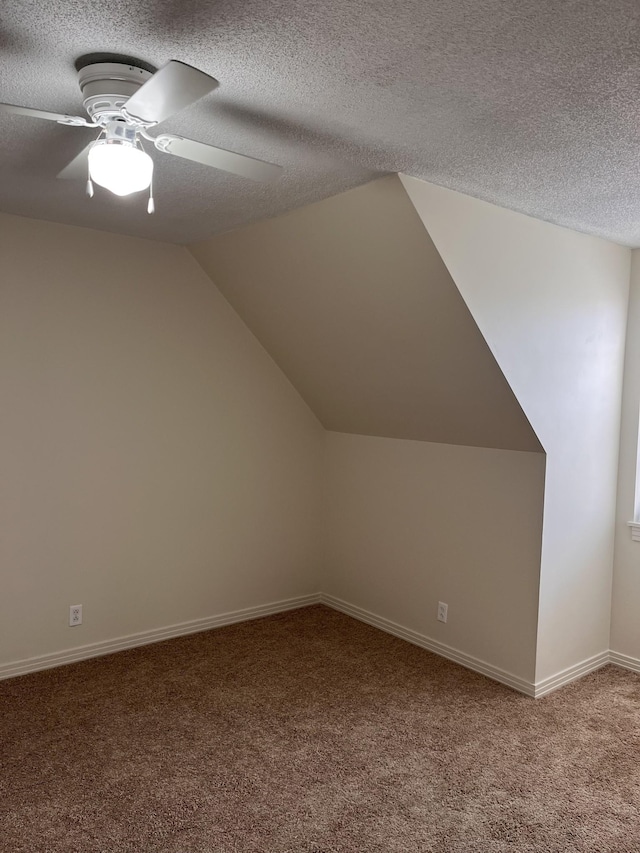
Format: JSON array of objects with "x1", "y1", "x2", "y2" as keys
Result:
[{"x1": 1, "y1": 1, "x2": 640, "y2": 245}]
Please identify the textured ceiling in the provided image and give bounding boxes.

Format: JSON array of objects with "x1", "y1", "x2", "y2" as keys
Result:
[{"x1": 1, "y1": 1, "x2": 640, "y2": 245}]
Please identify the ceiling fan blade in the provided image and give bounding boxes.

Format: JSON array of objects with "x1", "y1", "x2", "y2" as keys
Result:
[
  {"x1": 0, "y1": 102, "x2": 91, "y2": 126},
  {"x1": 123, "y1": 60, "x2": 218, "y2": 125},
  {"x1": 57, "y1": 142, "x2": 95, "y2": 180},
  {"x1": 154, "y1": 133, "x2": 282, "y2": 182}
]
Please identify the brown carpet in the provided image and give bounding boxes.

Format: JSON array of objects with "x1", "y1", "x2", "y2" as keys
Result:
[{"x1": 1, "y1": 605, "x2": 639, "y2": 852}]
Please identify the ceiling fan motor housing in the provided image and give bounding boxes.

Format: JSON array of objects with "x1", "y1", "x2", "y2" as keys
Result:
[
  {"x1": 103, "y1": 121, "x2": 138, "y2": 145},
  {"x1": 78, "y1": 62, "x2": 153, "y2": 124}
]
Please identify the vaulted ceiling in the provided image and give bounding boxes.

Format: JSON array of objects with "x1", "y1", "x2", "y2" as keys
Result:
[
  {"x1": 192, "y1": 176, "x2": 542, "y2": 451},
  {"x1": 1, "y1": 0, "x2": 640, "y2": 245}
]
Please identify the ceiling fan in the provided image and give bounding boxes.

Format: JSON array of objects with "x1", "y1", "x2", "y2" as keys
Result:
[{"x1": 0, "y1": 56, "x2": 282, "y2": 213}]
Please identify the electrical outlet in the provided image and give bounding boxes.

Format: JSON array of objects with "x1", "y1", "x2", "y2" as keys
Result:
[
  {"x1": 437, "y1": 601, "x2": 448, "y2": 623},
  {"x1": 69, "y1": 604, "x2": 82, "y2": 626}
]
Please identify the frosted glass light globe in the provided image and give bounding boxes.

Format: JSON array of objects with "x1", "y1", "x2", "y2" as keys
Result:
[{"x1": 88, "y1": 141, "x2": 153, "y2": 197}]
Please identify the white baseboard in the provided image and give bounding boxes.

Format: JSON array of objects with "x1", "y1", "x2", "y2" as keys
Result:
[
  {"x1": 609, "y1": 650, "x2": 640, "y2": 674},
  {"x1": 319, "y1": 593, "x2": 536, "y2": 696},
  {"x1": 533, "y1": 651, "x2": 610, "y2": 698},
  {"x1": 3, "y1": 590, "x2": 634, "y2": 699},
  {"x1": 319, "y1": 594, "x2": 625, "y2": 699},
  {"x1": 0, "y1": 593, "x2": 321, "y2": 681}
]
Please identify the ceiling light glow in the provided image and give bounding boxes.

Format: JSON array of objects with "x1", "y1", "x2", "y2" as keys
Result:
[{"x1": 88, "y1": 140, "x2": 153, "y2": 197}]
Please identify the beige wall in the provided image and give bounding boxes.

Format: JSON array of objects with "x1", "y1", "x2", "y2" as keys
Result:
[
  {"x1": 3, "y1": 173, "x2": 632, "y2": 691},
  {"x1": 190, "y1": 177, "x2": 548, "y2": 685},
  {"x1": 0, "y1": 213, "x2": 323, "y2": 667},
  {"x1": 323, "y1": 432, "x2": 545, "y2": 683},
  {"x1": 401, "y1": 176, "x2": 630, "y2": 683},
  {"x1": 611, "y1": 250, "x2": 640, "y2": 659}
]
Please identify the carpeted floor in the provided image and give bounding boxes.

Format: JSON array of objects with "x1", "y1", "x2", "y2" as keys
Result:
[{"x1": 1, "y1": 605, "x2": 640, "y2": 852}]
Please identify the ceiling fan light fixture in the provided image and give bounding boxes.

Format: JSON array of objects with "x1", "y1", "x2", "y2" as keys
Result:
[
  {"x1": 1, "y1": 56, "x2": 282, "y2": 208},
  {"x1": 88, "y1": 139, "x2": 153, "y2": 196}
]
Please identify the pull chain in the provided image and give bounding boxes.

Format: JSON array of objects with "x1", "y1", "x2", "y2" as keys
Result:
[
  {"x1": 86, "y1": 157, "x2": 94, "y2": 198},
  {"x1": 147, "y1": 172, "x2": 155, "y2": 214}
]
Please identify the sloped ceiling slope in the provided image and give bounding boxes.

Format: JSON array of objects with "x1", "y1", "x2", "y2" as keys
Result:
[{"x1": 191, "y1": 176, "x2": 542, "y2": 451}]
